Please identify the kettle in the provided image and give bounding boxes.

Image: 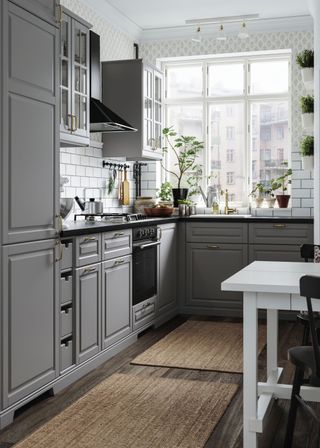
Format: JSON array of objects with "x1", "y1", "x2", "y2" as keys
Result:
[{"x1": 75, "y1": 196, "x2": 103, "y2": 214}]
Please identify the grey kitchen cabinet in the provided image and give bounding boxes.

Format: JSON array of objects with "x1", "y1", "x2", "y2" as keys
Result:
[
  {"x1": 102, "y1": 59, "x2": 163, "y2": 160},
  {"x1": 249, "y1": 244, "x2": 302, "y2": 263},
  {"x1": 1, "y1": 1, "x2": 60, "y2": 244},
  {"x1": 158, "y1": 223, "x2": 178, "y2": 316},
  {"x1": 186, "y1": 222, "x2": 248, "y2": 244},
  {"x1": 248, "y1": 222, "x2": 313, "y2": 246},
  {"x1": 102, "y1": 255, "x2": 132, "y2": 348},
  {"x1": 75, "y1": 263, "x2": 101, "y2": 364},
  {"x1": 102, "y1": 229, "x2": 132, "y2": 261},
  {"x1": 185, "y1": 243, "x2": 248, "y2": 312},
  {"x1": 10, "y1": 0, "x2": 57, "y2": 24},
  {"x1": 60, "y1": 7, "x2": 91, "y2": 147},
  {"x1": 75, "y1": 233, "x2": 102, "y2": 267},
  {"x1": 2, "y1": 239, "x2": 59, "y2": 408}
]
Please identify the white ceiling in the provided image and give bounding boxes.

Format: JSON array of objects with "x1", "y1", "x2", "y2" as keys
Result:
[
  {"x1": 83, "y1": 0, "x2": 312, "y2": 41},
  {"x1": 104, "y1": 0, "x2": 310, "y2": 29}
]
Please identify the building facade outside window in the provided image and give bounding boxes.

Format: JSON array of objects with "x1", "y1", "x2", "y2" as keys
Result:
[{"x1": 163, "y1": 51, "x2": 291, "y2": 206}]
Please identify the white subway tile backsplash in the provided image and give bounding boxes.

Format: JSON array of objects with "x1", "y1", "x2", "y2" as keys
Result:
[
  {"x1": 76, "y1": 165, "x2": 86, "y2": 176},
  {"x1": 292, "y1": 208, "x2": 311, "y2": 217},
  {"x1": 61, "y1": 153, "x2": 71, "y2": 164},
  {"x1": 302, "y1": 179, "x2": 314, "y2": 189},
  {"x1": 292, "y1": 189, "x2": 310, "y2": 198},
  {"x1": 294, "y1": 170, "x2": 311, "y2": 180},
  {"x1": 302, "y1": 198, "x2": 314, "y2": 208},
  {"x1": 70, "y1": 154, "x2": 81, "y2": 165},
  {"x1": 65, "y1": 164, "x2": 76, "y2": 175}
]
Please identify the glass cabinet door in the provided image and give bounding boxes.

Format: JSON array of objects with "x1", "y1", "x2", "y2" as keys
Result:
[
  {"x1": 72, "y1": 21, "x2": 89, "y2": 137},
  {"x1": 60, "y1": 13, "x2": 72, "y2": 133},
  {"x1": 153, "y1": 71, "x2": 163, "y2": 153}
]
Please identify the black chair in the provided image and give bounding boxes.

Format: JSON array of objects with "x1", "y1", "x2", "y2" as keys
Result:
[
  {"x1": 284, "y1": 275, "x2": 320, "y2": 448},
  {"x1": 297, "y1": 244, "x2": 320, "y2": 345}
]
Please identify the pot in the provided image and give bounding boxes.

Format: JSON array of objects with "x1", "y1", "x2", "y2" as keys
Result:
[
  {"x1": 254, "y1": 197, "x2": 264, "y2": 208},
  {"x1": 302, "y1": 155, "x2": 314, "y2": 170},
  {"x1": 265, "y1": 197, "x2": 276, "y2": 209},
  {"x1": 75, "y1": 196, "x2": 103, "y2": 214},
  {"x1": 276, "y1": 194, "x2": 290, "y2": 208},
  {"x1": 172, "y1": 188, "x2": 188, "y2": 207},
  {"x1": 302, "y1": 113, "x2": 314, "y2": 134},
  {"x1": 301, "y1": 67, "x2": 314, "y2": 91}
]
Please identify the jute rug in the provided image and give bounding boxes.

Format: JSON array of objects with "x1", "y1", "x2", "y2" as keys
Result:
[
  {"x1": 131, "y1": 320, "x2": 267, "y2": 373},
  {"x1": 14, "y1": 373, "x2": 238, "y2": 448}
]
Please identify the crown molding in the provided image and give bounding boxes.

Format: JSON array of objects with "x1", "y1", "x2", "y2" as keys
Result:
[
  {"x1": 139, "y1": 15, "x2": 313, "y2": 42},
  {"x1": 78, "y1": 0, "x2": 142, "y2": 40}
]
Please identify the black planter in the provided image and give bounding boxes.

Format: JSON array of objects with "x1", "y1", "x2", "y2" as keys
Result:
[{"x1": 172, "y1": 188, "x2": 188, "y2": 207}]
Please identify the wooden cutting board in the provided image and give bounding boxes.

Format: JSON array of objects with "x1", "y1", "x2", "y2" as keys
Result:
[{"x1": 122, "y1": 166, "x2": 130, "y2": 205}]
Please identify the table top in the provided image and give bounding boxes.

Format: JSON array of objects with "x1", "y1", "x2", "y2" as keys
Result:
[{"x1": 221, "y1": 261, "x2": 320, "y2": 294}]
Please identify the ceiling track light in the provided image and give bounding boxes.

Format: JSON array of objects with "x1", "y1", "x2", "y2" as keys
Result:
[
  {"x1": 238, "y1": 21, "x2": 249, "y2": 39},
  {"x1": 216, "y1": 24, "x2": 227, "y2": 41}
]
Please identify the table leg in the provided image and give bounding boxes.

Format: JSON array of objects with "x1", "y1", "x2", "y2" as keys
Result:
[
  {"x1": 243, "y1": 292, "x2": 258, "y2": 448},
  {"x1": 267, "y1": 309, "x2": 278, "y2": 377}
]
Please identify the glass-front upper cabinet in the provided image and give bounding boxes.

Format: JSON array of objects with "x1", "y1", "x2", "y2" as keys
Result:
[
  {"x1": 143, "y1": 66, "x2": 163, "y2": 157},
  {"x1": 60, "y1": 8, "x2": 91, "y2": 147}
]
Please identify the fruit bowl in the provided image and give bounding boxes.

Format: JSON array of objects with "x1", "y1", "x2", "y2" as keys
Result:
[{"x1": 144, "y1": 207, "x2": 174, "y2": 217}]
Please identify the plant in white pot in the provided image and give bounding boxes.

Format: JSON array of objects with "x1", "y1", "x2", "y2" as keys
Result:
[
  {"x1": 249, "y1": 183, "x2": 265, "y2": 208},
  {"x1": 300, "y1": 135, "x2": 314, "y2": 170},
  {"x1": 300, "y1": 95, "x2": 314, "y2": 134},
  {"x1": 265, "y1": 185, "x2": 277, "y2": 208},
  {"x1": 296, "y1": 49, "x2": 314, "y2": 91}
]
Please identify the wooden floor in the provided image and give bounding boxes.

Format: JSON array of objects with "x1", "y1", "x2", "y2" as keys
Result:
[{"x1": 0, "y1": 315, "x2": 318, "y2": 448}]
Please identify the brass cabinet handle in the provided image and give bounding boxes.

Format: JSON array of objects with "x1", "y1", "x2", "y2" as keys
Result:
[
  {"x1": 273, "y1": 224, "x2": 286, "y2": 229},
  {"x1": 113, "y1": 232, "x2": 125, "y2": 238},
  {"x1": 83, "y1": 266, "x2": 96, "y2": 274},
  {"x1": 207, "y1": 245, "x2": 220, "y2": 250},
  {"x1": 55, "y1": 240, "x2": 64, "y2": 262},
  {"x1": 84, "y1": 236, "x2": 96, "y2": 242},
  {"x1": 113, "y1": 259, "x2": 125, "y2": 266}
]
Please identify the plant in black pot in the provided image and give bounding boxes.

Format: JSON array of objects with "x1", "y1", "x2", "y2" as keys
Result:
[
  {"x1": 162, "y1": 127, "x2": 204, "y2": 207},
  {"x1": 270, "y1": 168, "x2": 292, "y2": 208}
]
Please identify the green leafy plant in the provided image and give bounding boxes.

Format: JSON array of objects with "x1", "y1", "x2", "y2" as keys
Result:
[
  {"x1": 270, "y1": 168, "x2": 293, "y2": 194},
  {"x1": 177, "y1": 199, "x2": 193, "y2": 205},
  {"x1": 157, "y1": 182, "x2": 173, "y2": 201},
  {"x1": 296, "y1": 50, "x2": 314, "y2": 68},
  {"x1": 249, "y1": 182, "x2": 265, "y2": 198},
  {"x1": 300, "y1": 135, "x2": 314, "y2": 156},
  {"x1": 162, "y1": 127, "x2": 204, "y2": 189},
  {"x1": 300, "y1": 95, "x2": 314, "y2": 114}
]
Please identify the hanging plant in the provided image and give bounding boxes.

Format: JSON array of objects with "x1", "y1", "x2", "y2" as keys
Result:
[
  {"x1": 300, "y1": 95, "x2": 314, "y2": 133},
  {"x1": 300, "y1": 135, "x2": 314, "y2": 170},
  {"x1": 296, "y1": 49, "x2": 314, "y2": 91}
]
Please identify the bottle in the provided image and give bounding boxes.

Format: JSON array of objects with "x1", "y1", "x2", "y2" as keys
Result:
[{"x1": 207, "y1": 186, "x2": 220, "y2": 214}]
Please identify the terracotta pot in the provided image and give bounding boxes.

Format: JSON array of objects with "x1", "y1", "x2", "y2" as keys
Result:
[{"x1": 276, "y1": 194, "x2": 290, "y2": 208}]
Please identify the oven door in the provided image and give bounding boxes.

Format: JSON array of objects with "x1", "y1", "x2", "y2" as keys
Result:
[{"x1": 133, "y1": 241, "x2": 159, "y2": 306}]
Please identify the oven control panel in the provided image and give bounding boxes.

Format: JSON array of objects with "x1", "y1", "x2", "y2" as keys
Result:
[{"x1": 133, "y1": 226, "x2": 157, "y2": 241}]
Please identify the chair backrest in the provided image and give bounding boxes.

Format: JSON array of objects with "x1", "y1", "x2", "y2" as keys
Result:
[
  {"x1": 300, "y1": 244, "x2": 316, "y2": 262},
  {"x1": 300, "y1": 275, "x2": 320, "y2": 376}
]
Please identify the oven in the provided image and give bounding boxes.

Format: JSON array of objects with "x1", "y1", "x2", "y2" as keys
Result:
[{"x1": 132, "y1": 225, "x2": 160, "y2": 330}]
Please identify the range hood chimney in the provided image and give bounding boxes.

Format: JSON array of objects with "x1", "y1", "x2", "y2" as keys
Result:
[{"x1": 90, "y1": 31, "x2": 137, "y2": 133}]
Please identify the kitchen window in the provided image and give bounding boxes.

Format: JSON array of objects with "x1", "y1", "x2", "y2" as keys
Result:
[{"x1": 162, "y1": 51, "x2": 291, "y2": 206}]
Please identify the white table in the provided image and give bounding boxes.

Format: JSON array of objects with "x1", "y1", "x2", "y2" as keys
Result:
[{"x1": 222, "y1": 261, "x2": 320, "y2": 448}]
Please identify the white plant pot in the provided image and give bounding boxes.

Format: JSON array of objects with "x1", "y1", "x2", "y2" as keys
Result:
[
  {"x1": 302, "y1": 113, "x2": 314, "y2": 134},
  {"x1": 265, "y1": 197, "x2": 276, "y2": 208},
  {"x1": 302, "y1": 155, "x2": 314, "y2": 170},
  {"x1": 255, "y1": 197, "x2": 264, "y2": 208},
  {"x1": 301, "y1": 67, "x2": 314, "y2": 91}
]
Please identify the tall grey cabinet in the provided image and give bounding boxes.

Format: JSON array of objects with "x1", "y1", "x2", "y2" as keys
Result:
[{"x1": 0, "y1": 0, "x2": 60, "y2": 426}]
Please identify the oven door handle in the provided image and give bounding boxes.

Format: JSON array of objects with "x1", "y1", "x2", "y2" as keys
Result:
[{"x1": 138, "y1": 241, "x2": 161, "y2": 250}]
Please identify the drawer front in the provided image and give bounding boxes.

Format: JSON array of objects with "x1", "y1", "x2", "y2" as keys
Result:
[
  {"x1": 60, "y1": 273, "x2": 73, "y2": 305},
  {"x1": 60, "y1": 338, "x2": 73, "y2": 372},
  {"x1": 103, "y1": 229, "x2": 132, "y2": 260},
  {"x1": 132, "y1": 297, "x2": 156, "y2": 331},
  {"x1": 186, "y1": 222, "x2": 248, "y2": 244},
  {"x1": 61, "y1": 239, "x2": 73, "y2": 271},
  {"x1": 75, "y1": 234, "x2": 102, "y2": 267},
  {"x1": 60, "y1": 305, "x2": 73, "y2": 338},
  {"x1": 249, "y1": 223, "x2": 313, "y2": 245},
  {"x1": 249, "y1": 244, "x2": 302, "y2": 263}
]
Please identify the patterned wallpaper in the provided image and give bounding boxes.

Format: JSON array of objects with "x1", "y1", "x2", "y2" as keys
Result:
[{"x1": 140, "y1": 31, "x2": 315, "y2": 216}]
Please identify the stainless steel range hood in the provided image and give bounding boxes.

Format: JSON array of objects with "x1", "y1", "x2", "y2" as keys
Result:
[{"x1": 90, "y1": 31, "x2": 137, "y2": 133}]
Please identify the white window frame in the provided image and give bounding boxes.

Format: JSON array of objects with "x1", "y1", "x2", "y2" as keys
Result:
[{"x1": 159, "y1": 50, "x2": 292, "y2": 206}]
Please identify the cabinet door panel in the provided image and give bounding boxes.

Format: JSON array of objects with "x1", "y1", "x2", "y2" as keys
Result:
[
  {"x1": 158, "y1": 224, "x2": 177, "y2": 315},
  {"x1": 2, "y1": 240, "x2": 58, "y2": 407},
  {"x1": 76, "y1": 264, "x2": 101, "y2": 364},
  {"x1": 102, "y1": 256, "x2": 132, "y2": 348},
  {"x1": 249, "y1": 244, "x2": 302, "y2": 263},
  {"x1": 186, "y1": 243, "x2": 248, "y2": 310}
]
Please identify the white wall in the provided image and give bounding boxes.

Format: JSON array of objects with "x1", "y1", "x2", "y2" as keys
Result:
[{"x1": 140, "y1": 30, "x2": 314, "y2": 217}]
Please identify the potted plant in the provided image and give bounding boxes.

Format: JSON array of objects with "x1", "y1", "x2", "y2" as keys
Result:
[
  {"x1": 162, "y1": 127, "x2": 204, "y2": 206},
  {"x1": 265, "y1": 185, "x2": 277, "y2": 208},
  {"x1": 300, "y1": 135, "x2": 314, "y2": 170},
  {"x1": 271, "y1": 168, "x2": 292, "y2": 208},
  {"x1": 249, "y1": 183, "x2": 265, "y2": 208},
  {"x1": 296, "y1": 49, "x2": 314, "y2": 90},
  {"x1": 157, "y1": 181, "x2": 173, "y2": 207},
  {"x1": 300, "y1": 95, "x2": 314, "y2": 133}
]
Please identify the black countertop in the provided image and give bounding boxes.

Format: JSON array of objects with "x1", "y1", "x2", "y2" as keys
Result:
[{"x1": 61, "y1": 215, "x2": 313, "y2": 237}]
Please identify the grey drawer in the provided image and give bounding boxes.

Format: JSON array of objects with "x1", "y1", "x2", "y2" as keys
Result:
[
  {"x1": 132, "y1": 297, "x2": 156, "y2": 331},
  {"x1": 61, "y1": 239, "x2": 73, "y2": 271},
  {"x1": 60, "y1": 273, "x2": 73, "y2": 305},
  {"x1": 249, "y1": 244, "x2": 302, "y2": 263},
  {"x1": 186, "y1": 222, "x2": 248, "y2": 244},
  {"x1": 75, "y1": 234, "x2": 102, "y2": 267},
  {"x1": 60, "y1": 305, "x2": 73, "y2": 338},
  {"x1": 249, "y1": 223, "x2": 313, "y2": 245},
  {"x1": 60, "y1": 338, "x2": 73, "y2": 372},
  {"x1": 103, "y1": 229, "x2": 132, "y2": 260}
]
